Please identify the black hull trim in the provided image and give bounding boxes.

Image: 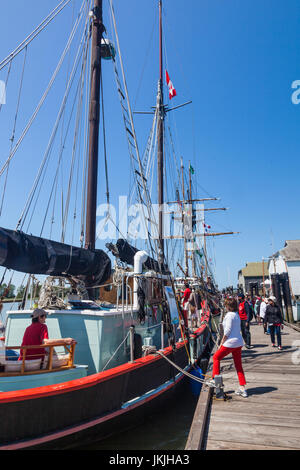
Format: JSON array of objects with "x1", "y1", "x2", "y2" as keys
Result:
[
  {"x1": 0, "y1": 330, "x2": 211, "y2": 450},
  {"x1": 10, "y1": 363, "x2": 190, "y2": 450}
]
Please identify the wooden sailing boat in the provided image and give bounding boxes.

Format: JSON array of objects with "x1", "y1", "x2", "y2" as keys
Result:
[{"x1": 0, "y1": 0, "x2": 212, "y2": 449}]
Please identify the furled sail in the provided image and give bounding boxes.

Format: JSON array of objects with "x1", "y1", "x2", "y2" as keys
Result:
[
  {"x1": 0, "y1": 227, "x2": 111, "y2": 285},
  {"x1": 106, "y1": 239, "x2": 167, "y2": 274}
]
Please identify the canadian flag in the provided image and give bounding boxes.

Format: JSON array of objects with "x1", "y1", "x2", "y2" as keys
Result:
[{"x1": 166, "y1": 70, "x2": 177, "y2": 100}]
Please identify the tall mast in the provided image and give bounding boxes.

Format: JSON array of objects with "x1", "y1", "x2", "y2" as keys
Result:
[
  {"x1": 181, "y1": 158, "x2": 188, "y2": 277},
  {"x1": 85, "y1": 0, "x2": 104, "y2": 251},
  {"x1": 157, "y1": 0, "x2": 164, "y2": 266},
  {"x1": 189, "y1": 162, "x2": 196, "y2": 277}
]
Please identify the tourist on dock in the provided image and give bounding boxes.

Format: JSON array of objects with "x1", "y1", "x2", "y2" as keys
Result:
[
  {"x1": 210, "y1": 297, "x2": 247, "y2": 397},
  {"x1": 238, "y1": 294, "x2": 253, "y2": 349},
  {"x1": 255, "y1": 296, "x2": 262, "y2": 324},
  {"x1": 246, "y1": 294, "x2": 256, "y2": 323},
  {"x1": 265, "y1": 296, "x2": 284, "y2": 350},
  {"x1": 259, "y1": 297, "x2": 269, "y2": 334},
  {"x1": 19, "y1": 308, "x2": 76, "y2": 363}
]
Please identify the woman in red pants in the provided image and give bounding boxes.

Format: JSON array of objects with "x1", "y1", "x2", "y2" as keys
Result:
[{"x1": 211, "y1": 297, "x2": 247, "y2": 397}]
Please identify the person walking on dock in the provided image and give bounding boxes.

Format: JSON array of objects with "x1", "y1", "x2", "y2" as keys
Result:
[
  {"x1": 259, "y1": 297, "x2": 269, "y2": 334},
  {"x1": 246, "y1": 294, "x2": 256, "y2": 323},
  {"x1": 238, "y1": 294, "x2": 253, "y2": 349},
  {"x1": 265, "y1": 296, "x2": 284, "y2": 350},
  {"x1": 255, "y1": 296, "x2": 262, "y2": 324},
  {"x1": 211, "y1": 297, "x2": 247, "y2": 397}
]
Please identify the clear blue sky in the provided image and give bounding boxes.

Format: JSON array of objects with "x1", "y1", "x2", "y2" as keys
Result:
[{"x1": 0, "y1": 0, "x2": 300, "y2": 290}]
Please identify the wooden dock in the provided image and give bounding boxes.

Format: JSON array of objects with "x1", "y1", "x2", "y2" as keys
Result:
[{"x1": 186, "y1": 322, "x2": 300, "y2": 450}]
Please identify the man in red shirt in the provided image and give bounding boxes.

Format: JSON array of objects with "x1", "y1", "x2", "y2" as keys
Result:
[
  {"x1": 181, "y1": 283, "x2": 191, "y2": 328},
  {"x1": 238, "y1": 294, "x2": 253, "y2": 349},
  {"x1": 19, "y1": 309, "x2": 75, "y2": 361},
  {"x1": 183, "y1": 283, "x2": 191, "y2": 305}
]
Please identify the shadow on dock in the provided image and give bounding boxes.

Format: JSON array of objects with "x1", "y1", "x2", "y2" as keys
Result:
[{"x1": 225, "y1": 386, "x2": 277, "y2": 397}]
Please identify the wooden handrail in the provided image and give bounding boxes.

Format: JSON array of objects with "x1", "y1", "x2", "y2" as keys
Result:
[{"x1": 1, "y1": 342, "x2": 77, "y2": 376}]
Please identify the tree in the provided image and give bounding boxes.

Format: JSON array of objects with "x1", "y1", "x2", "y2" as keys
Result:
[
  {"x1": 16, "y1": 286, "x2": 26, "y2": 299},
  {"x1": 7, "y1": 284, "x2": 15, "y2": 299}
]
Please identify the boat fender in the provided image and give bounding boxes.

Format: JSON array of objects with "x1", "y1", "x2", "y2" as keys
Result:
[
  {"x1": 0, "y1": 340, "x2": 5, "y2": 370},
  {"x1": 133, "y1": 333, "x2": 143, "y2": 360},
  {"x1": 137, "y1": 284, "x2": 146, "y2": 323}
]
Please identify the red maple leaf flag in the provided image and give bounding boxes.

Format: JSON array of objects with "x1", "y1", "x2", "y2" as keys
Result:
[{"x1": 166, "y1": 70, "x2": 177, "y2": 100}]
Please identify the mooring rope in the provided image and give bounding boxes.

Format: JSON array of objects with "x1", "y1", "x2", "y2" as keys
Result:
[{"x1": 155, "y1": 350, "x2": 212, "y2": 386}]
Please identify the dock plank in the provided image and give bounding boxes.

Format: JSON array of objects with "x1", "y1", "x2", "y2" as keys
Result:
[
  {"x1": 210, "y1": 414, "x2": 300, "y2": 429},
  {"x1": 205, "y1": 429, "x2": 300, "y2": 449},
  {"x1": 205, "y1": 438, "x2": 299, "y2": 451}
]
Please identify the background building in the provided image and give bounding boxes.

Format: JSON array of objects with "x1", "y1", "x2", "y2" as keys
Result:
[
  {"x1": 268, "y1": 240, "x2": 300, "y2": 322},
  {"x1": 238, "y1": 261, "x2": 269, "y2": 295},
  {"x1": 268, "y1": 240, "x2": 300, "y2": 299}
]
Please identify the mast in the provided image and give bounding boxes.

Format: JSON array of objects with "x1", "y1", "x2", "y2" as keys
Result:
[
  {"x1": 157, "y1": 0, "x2": 165, "y2": 267},
  {"x1": 203, "y1": 216, "x2": 208, "y2": 280},
  {"x1": 181, "y1": 158, "x2": 188, "y2": 277},
  {"x1": 189, "y1": 162, "x2": 196, "y2": 277},
  {"x1": 85, "y1": 0, "x2": 104, "y2": 251}
]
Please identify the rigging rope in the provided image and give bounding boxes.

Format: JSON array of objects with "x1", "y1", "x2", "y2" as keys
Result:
[
  {"x1": 0, "y1": 61, "x2": 12, "y2": 115},
  {"x1": 16, "y1": 5, "x2": 90, "y2": 233},
  {"x1": 108, "y1": 0, "x2": 162, "y2": 267},
  {"x1": 0, "y1": 47, "x2": 28, "y2": 217},
  {"x1": 0, "y1": 0, "x2": 75, "y2": 72},
  {"x1": 0, "y1": 0, "x2": 87, "y2": 182},
  {"x1": 61, "y1": 19, "x2": 90, "y2": 243},
  {"x1": 102, "y1": 330, "x2": 131, "y2": 371},
  {"x1": 40, "y1": 70, "x2": 86, "y2": 238}
]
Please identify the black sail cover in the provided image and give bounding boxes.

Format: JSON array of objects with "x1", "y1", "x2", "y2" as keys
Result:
[
  {"x1": 106, "y1": 239, "x2": 167, "y2": 274},
  {"x1": 0, "y1": 227, "x2": 111, "y2": 285}
]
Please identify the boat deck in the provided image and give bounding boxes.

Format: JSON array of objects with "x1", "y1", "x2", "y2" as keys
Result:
[{"x1": 186, "y1": 322, "x2": 300, "y2": 450}]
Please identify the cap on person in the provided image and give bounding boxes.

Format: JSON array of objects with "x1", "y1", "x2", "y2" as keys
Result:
[
  {"x1": 268, "y1": 296, "x2": 276, "y2": 302},
  {"x1": 31, "y1": 308, "x2": 47, "y2": 319},
  {"x1": 238, "y1": 293, "x2": 245, "y2": 299}
]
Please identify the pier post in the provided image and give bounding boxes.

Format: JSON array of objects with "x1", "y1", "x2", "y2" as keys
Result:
[
  {"x1": 160, "y1": 321, "x2": 164, "y2": 350},
  {"x1": 129, "y1": 326, "x2": 135, "y2": 363}
]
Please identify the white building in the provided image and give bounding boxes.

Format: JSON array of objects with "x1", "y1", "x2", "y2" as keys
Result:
[{"x1": 268, "y1": 240, "x2": 300, "y2": 300}]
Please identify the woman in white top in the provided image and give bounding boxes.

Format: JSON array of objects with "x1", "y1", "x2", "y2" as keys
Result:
[{"x1": 211, "y1": 297, "x2": 247, "y2": 397}]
